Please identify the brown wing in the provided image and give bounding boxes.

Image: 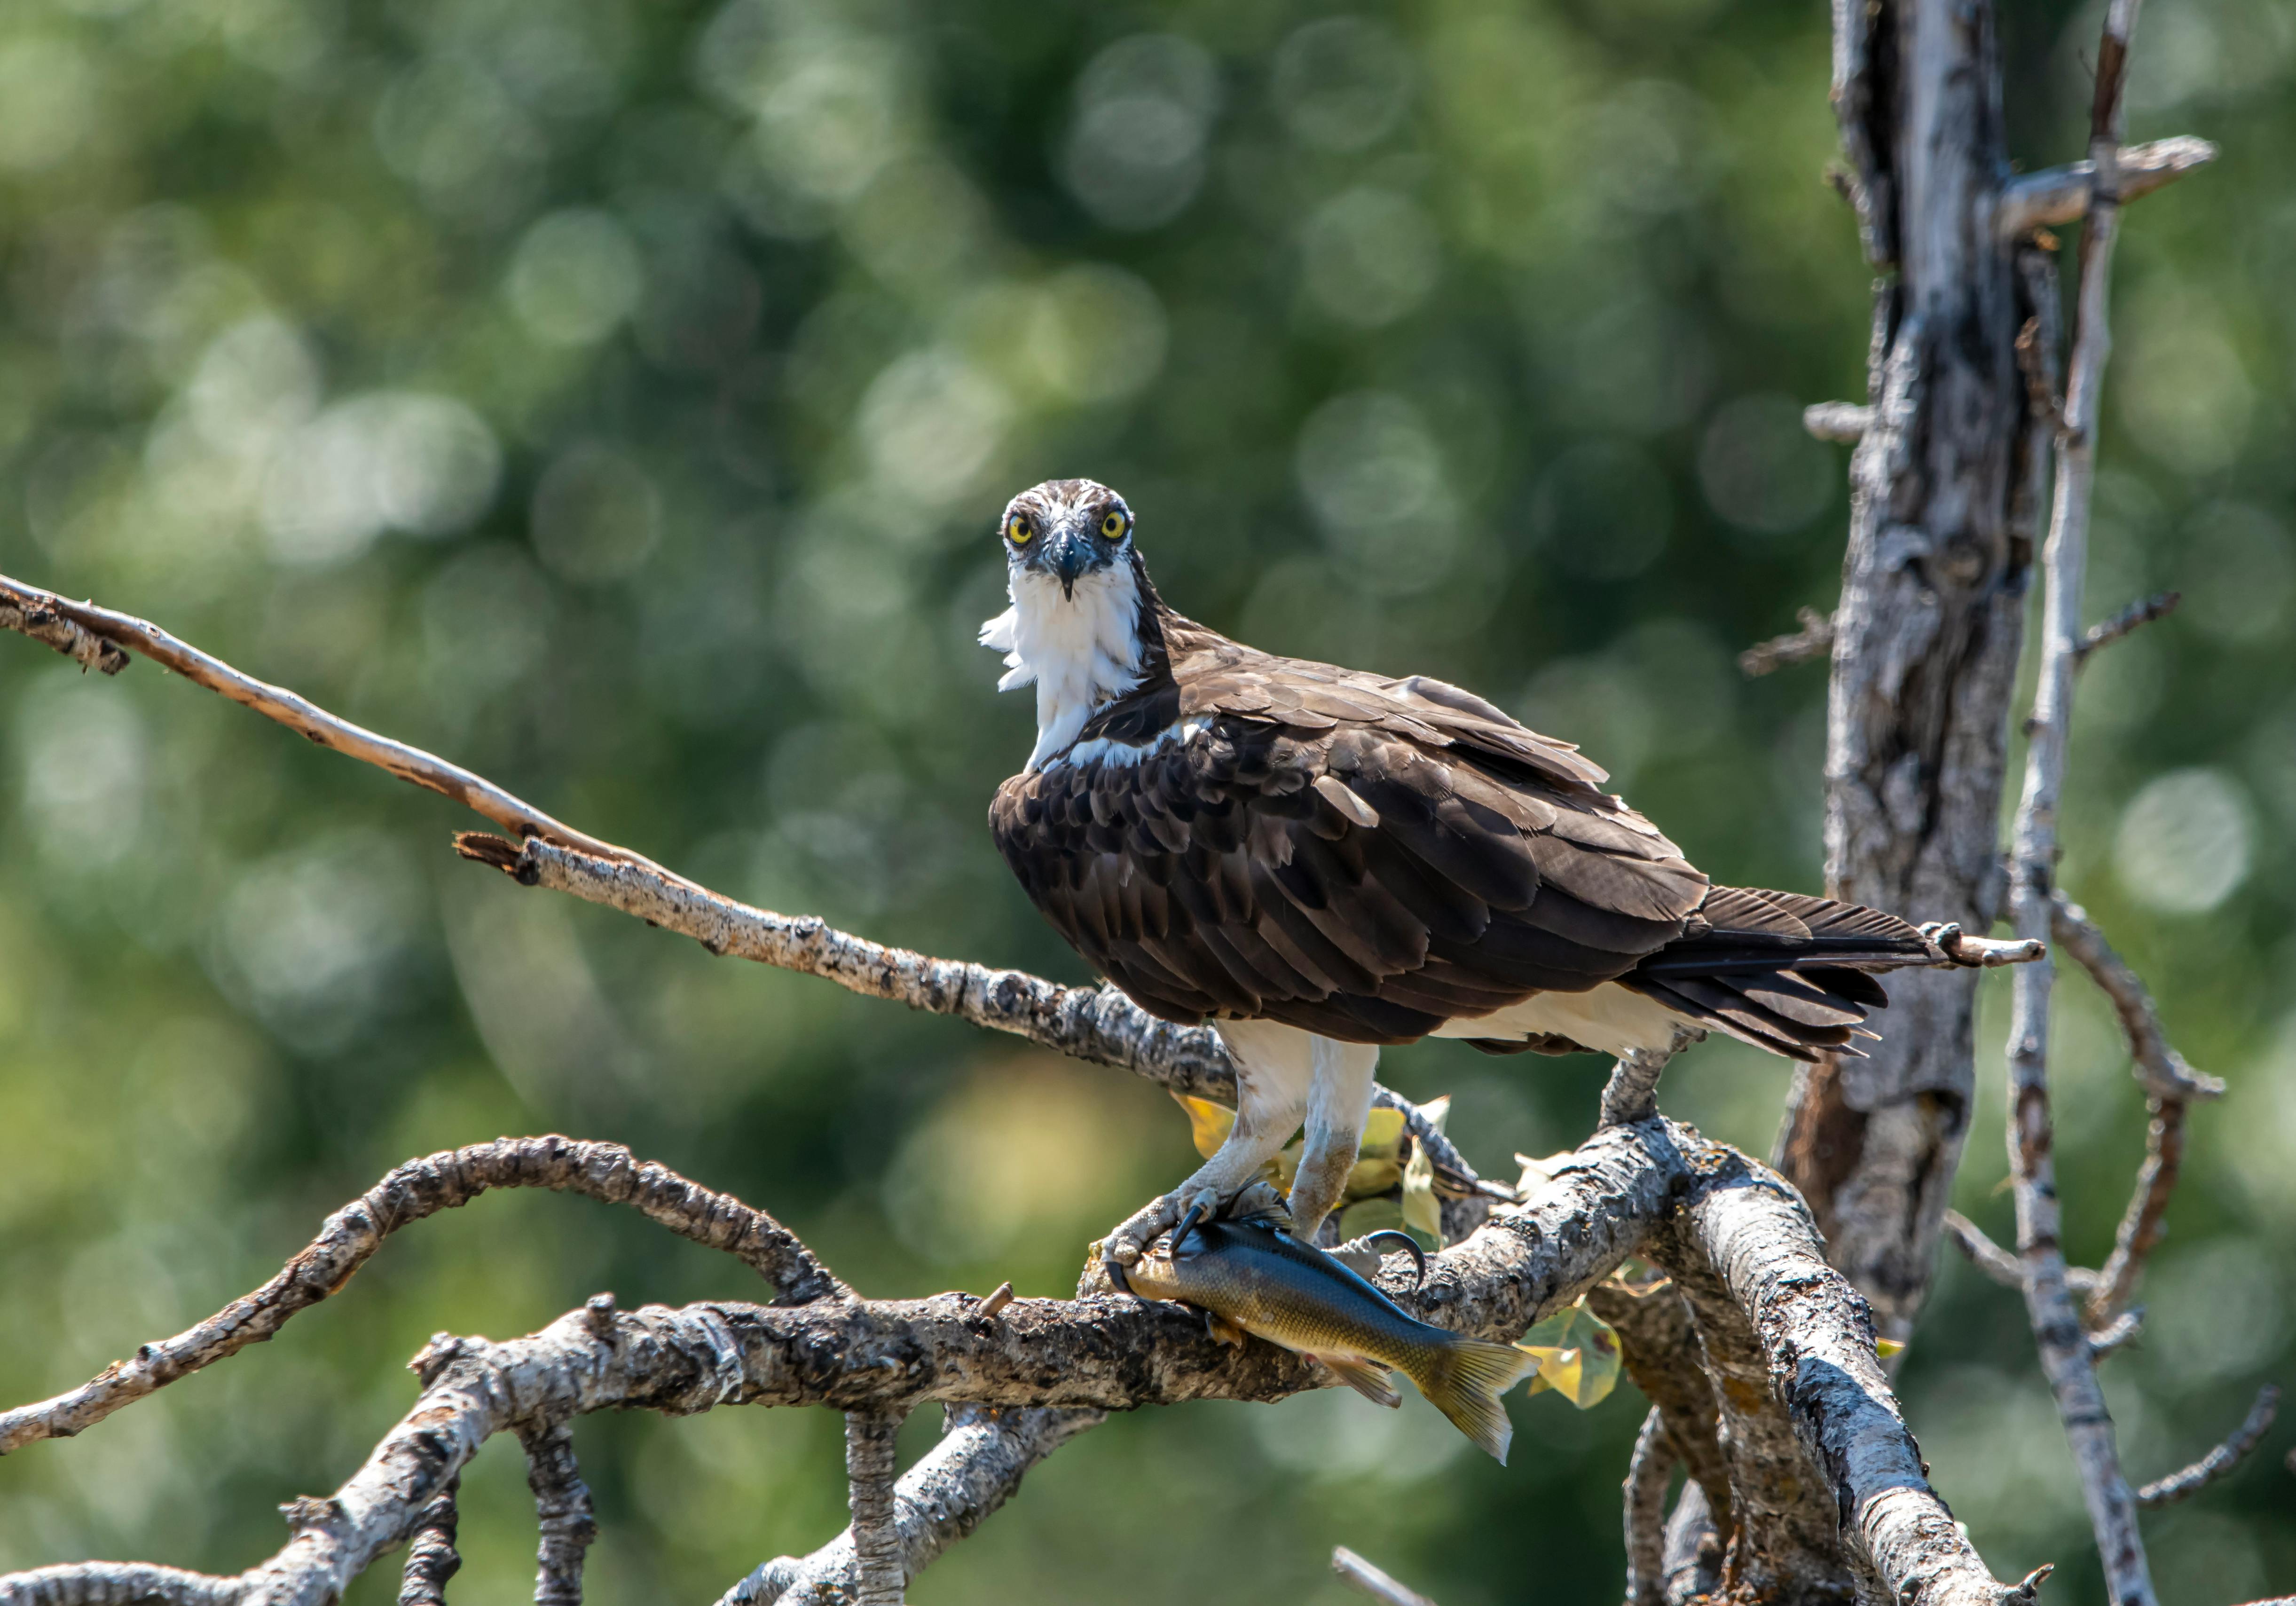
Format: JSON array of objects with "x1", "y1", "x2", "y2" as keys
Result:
[{"x1": 989, "y1": 632, "x2": 1710, "y2": 1044}]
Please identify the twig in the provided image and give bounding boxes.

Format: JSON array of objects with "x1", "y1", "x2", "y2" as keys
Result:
[
  {"x1": 0, "y1": 574, "x2": 661, "y2": 874},
  {"x1": 1802, "y1": 403, "x2": 1871, "y2": 443},
  {"x1": 1622, "y1": 1409, "x2": 1676, "y2": 1606},
  {"x1": 2089, "y1": 1310, "x2": 2143, "y2": 1360},
  {"x1": 397, "y1": 1476, "x2": 461, "y2": 1606},
  {"x1": 1942, "y1": 1211, "x2": 2026, "y2": 1290},
  {"x1": 1996, "y1": 136, "x2": 2218, "y2": 238},
  {"x1": 519, "y1": 1422, "x2": 597, "y2": 1606},
  {"x1": 2076, "y1": 592, "x2": 2180, "y2": 666},
  {"x1": 0, "y1": 588, "x2": 128, "y2": 674},
  {"x1": 2050, "y1": 894, "x2": 2221, "y2": 1103},
  {"x1": 975, "y1": 1283, "x2": 1014, "y2": 1320},
  {"x1": 2136, "y1": 1385, "x2": 2280, "y2": 1507},
  {"x1": 1739, "y1": 607, "x2": 1835, "y2": 677},
  {"x1": 2016, "y1": 316, "x2": 2070, "y2": 441},
  {"x1": 845, "y1": 1410, "x2": 906, "y2": 1606},
  {"x1": 0, "y1": 1135, "x2": 843, "y2": 1456},
  {"x1": 1332, "y1": 1548, "x2": 1439, "y2": 1606},
  {"x1": 2001, "y1": 1, "x2": 2160, "y2": 1597}
]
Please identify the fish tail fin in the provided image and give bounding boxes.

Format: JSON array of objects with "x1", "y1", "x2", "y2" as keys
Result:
[
  {"x1": 1319, "y1": 1355, "x2": 1403, "y2": 1409},
  {"x1": 1415, "y1": 1338, "x2": 1536, "y2": 1463}
]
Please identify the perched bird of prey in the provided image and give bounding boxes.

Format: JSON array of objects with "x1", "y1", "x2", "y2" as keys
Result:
[{"x1": 981, "y1": 478, "x2": 1954, "y2": 1267}]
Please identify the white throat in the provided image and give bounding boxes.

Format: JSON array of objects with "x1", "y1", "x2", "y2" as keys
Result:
[{"x1": 979, "y1": 559, "x2": 1145, "y2": 771}]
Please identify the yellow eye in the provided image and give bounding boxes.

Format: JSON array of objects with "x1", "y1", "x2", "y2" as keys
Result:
[
  {"x1": 1100, "y1": 511, "x2": 1126, "y2": 539},
  {"x1": 1006, "y1": 515, "x2": 1032, "y2": 543}
]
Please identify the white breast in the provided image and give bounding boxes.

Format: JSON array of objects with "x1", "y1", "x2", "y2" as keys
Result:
[{"x1": 979, "y1": 560, "x2": 1146, "y2": 771}]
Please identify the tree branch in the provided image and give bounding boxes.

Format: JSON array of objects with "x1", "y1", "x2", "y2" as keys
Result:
[
  {"x1": 2075, "y1": 592, "x2": 2180, "y2": 667},
  {"x1": 395, "y1": 1476, "x2": 461, "y2": 1606},
  {"x1": 1622, "y1": 1408, "x2": 1678, "y2": 1606},
  {"x1": 1332, "y1": 1548, "x2": 1439, "y2": 1606},
  {"x1": 1738, "y1": 606, "x2": 1834, "y2": 677},
  {"x1": 1996, "y1": 136, "x2": 2218, "y2": 238},
  {"x1": 0, "y1": 586, "x2": 128, "y2": 674},
  {"x1": 1999, "y1": 3, "x2": 2160, "y2": 1597},
  {"x1": 844, "y1": 1410, "x2": 906, "y2": 1606},
  {"x1": 0, "y1": 1135, "x2": 843, "y2": 1457},
  {"x1": 2135, "y1": 1385, "x2": 2280, "y2": 1508},
  {"x1": 2049, "y1": 894, "x2": 2222, "y2": 1104},
  {"x1": 519, "y1": 1422, "x2": 597, "y2": 1606}
]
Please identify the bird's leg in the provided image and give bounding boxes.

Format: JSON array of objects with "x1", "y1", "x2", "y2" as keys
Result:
[
  {"x1": 1101, "y1": 1021, "x2": 1313, "y2": 1271},
  {"x1": 1285, "y1": 1038, "x2": 1379, "y2": 1244}
]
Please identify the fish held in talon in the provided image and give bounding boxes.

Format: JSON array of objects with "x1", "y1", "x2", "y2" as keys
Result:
[
  {"x1": 981, "y1": 478, "x2": 1962, "y2": 1279},
  {"x1": 1122, "y1": 1198, "x2": 1534, "y2": 1462}
]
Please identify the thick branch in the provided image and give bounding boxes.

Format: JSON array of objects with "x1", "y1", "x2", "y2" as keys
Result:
[
  {"x1": 0, "y1": 1135, "x2": 842, "y2": 1456},
  {"x1": 1996, "y1": 136, "x2": 2218, "y2": 238},
  {"x1": 1672, "y1": 1144, "x2": 2014, "y2": 1606},
  {"x1": 2135, "y1": 1385, "x2": 2279, "y2": 1508}
]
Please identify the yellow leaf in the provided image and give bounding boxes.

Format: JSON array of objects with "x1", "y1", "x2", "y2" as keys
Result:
[
  {"x1": 1357, "y1": 1108, "x2": 1407, "y2": 1160},
  {"x1": 1875, "y1": 1337, "x2": 1906, "y2": 1359},
  {"x1": 1342, "y1": 1157, "x2": 1404, "y2": 1200},
  {"x1": 1416, "y1": 1094, "x2": 1451, "y2": 1134},
  {"x1": 1512, "y1": 1299, "x2": 1622, "y2": 1409},
  {"x1": 1172, "y1": 1093, "x2": 1234, "y2": 1159},
  {"x1": 1513, "y1": 1149, "x2": 1577, "y2": 1198},
  {"x1": 1401, "y1": 1130, "x2": 1441, "y2": 1244}
]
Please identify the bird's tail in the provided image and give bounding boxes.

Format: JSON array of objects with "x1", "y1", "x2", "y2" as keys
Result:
[
  {"x1": 1619, "y1": 886, "x2": 1943, "y2": 1062},
  {"x1": 1411, "y1": 1338, "x2": 1537, "y2": 1464}
]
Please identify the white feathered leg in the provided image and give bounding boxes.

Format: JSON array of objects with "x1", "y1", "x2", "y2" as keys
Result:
[
  {"x1": 1288, "y1": 1036, "x2": 1379, "y2": 1242},
  {"x1": 1101, "y1": 1019, "x2": 1312, "y2": 1267}
]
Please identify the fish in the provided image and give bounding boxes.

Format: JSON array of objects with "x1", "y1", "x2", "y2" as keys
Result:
[{"x1": 1121, "y1": 1203, "x2": 1535, "y2": 1462}]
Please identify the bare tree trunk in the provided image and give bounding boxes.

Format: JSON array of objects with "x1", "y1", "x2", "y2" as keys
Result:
[{"x1": 1775, "y1": 0, "x2": 2044, "y2": 1339}]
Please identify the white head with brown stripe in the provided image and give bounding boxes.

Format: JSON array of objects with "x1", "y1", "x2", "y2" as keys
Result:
[{"x1": 978, "y1": 478, "x2": 1158, "y2": 771}]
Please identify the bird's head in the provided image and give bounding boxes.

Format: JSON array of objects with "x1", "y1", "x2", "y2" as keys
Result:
[{"x1": 998, "y1": 478, "x2": 1134, "y2": 600}]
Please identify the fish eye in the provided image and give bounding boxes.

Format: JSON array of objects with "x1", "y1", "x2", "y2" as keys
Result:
[
  {"x1": 1100, "y1": 510, "x2": 1126, "y2": 539},
  {"x1": 1006, "y1": 513, "x2": 1033, "y2": 544}
]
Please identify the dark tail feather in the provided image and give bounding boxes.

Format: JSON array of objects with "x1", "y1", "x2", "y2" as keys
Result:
[{"x1": 1620, "y1": 887, "x2": 1943, "y2": 1062}]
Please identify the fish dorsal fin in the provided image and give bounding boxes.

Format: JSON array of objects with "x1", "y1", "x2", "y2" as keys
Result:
[{"x1": 1318, "y1": 1355, "x2": 1402, "y2": 1409}]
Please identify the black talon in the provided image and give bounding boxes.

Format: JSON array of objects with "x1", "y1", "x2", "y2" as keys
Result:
[
  {"x1": 1357, "y1": 1230, "x2": 1428, "y2": 1290},
  {"x1": 1171, "y1": 1198, "x2": 1209, "y2": 1257}
]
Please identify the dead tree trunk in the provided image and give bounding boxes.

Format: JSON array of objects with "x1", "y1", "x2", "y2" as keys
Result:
[{"x1": 1774, "y1": 0, "x2": 2046, "y2": 1339}]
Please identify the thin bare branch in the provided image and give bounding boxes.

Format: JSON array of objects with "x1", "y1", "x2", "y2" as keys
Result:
[
  {"x1": 975, "y1": 1283, "x2": 1014, "y2": 1320},
  {"x1": 396, "y1": 1476, "x2": 461, "y2": 1606},
  {"x1": 2136, "y1": 1385, "x2": 2280, "y2": 1508},
  {"x1": 1587, "y1": 1278, "x2": 1732, "y2": 1543},
  {"x1": 2050, "y1": 893, "x2": 2222, "y2": 1103},
  {"x1": 2090, "y1": 1096, "x2": 2190, "y2": 1327},
  {"x1": 0, "y1": 1135, "x2": 843, "y2": 1456},
  {"x1": 519, "y1": 1422, "x2": 597, "y2": 1606},
  {"x1": 2089, "y1": 1310, "x2": 2143, "y2": 1359},
  {"x1": 0, "y1": 574, "x2": 659, "y2": 874},
  {"x1": 2000, "y1": 2, "x2": 2160, "y2": 1596},
  {"x1": 1332, "y1": 1548, "x2": 1439, "y2": 1606},
  {"x1": 1997, "y1": 136, "x2": 2219, "y2": 238},
  {"x1": 2076, "y1": 592, "x2": 2181, "y2": 666},
  {"x1": 1623, "y1": 1409, "x2": 1677, "y2": 1606},
  {"x1": 1943, "y1": 1210, "x2": 2027, "y2": 1290},
  {"x1": 1739, "y1": 606, "x2": 1835, "y2": 677},
  {"x1": 0, "y1": 587, "x2": 128, "y2": 675},
  {"x1": 845, "y1": 1410, "x2": 907, "y2": 1606},
  {"x1": 2017, "y1": 315, "x2": 2071, "y2": 441},
  {"x1": 1802, "y1": 403, "x2": 1870, "y2": 443},
  {"x1": 0, "y1": 1563, "x2": 245, "y2": 1605}
]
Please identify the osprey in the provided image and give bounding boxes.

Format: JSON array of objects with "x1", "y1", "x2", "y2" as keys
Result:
[{"x1": 982, "y1": 478, "x2": 1950, "y2": 1268}]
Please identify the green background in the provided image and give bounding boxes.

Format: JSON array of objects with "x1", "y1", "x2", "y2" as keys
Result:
[{"x1": 0, "y1": 0, "x2": 2290, "y2": 1601}]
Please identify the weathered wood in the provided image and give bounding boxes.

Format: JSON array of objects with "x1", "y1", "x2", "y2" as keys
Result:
[{"x1": 1777, "y1": 0, "x2": 2044, "y2": 1341}]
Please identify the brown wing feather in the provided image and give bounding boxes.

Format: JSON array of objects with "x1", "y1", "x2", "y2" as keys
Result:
[{"x1": 990, "y1": 626, "x2": 1709, "y2": 1043}]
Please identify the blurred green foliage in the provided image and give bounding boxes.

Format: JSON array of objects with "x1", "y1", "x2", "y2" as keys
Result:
[{"x1": 0, "y1": 0, "x2": 2290, "y2": 1601}]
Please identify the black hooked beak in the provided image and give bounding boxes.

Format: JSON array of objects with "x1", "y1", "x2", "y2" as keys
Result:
[{"x1": 1045, "y1": 524, "x2": 1092, "y2": 598}]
